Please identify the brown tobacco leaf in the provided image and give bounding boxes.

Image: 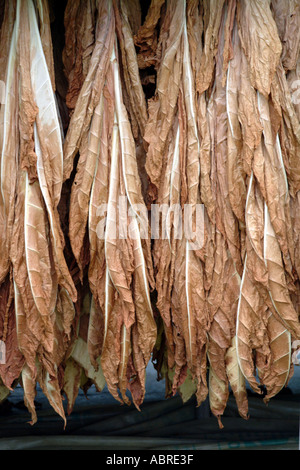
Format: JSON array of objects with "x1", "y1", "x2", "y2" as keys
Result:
[
  {"x1": 237, "y1": 44, "x2": 262, "y2": 177},
  {"x1": 19, "y1": 0, "x2": 39, "y2": 183},
  {"x1": 12, "y1": 172, "x2": 64, "y2": 424},
  {"x1": 21, "y1": 363, "x2": 38, "y2": 425},
  {"x1": 208, "y1": 365, "x2": 228, "y2": 429},
  {"x1": 264, "y1": 204, "x2": 300, "y2": 339},
  {"x1": 196, "y1": 0, "x2": 224, "y2": 95},
  {"x1": 186, "y1": 2, "x2": 215, "y2": 224},
  {"x1": 178, "y1": 88, "x2": 188, "y2": 207},
  {"x1": 127, "y1": 324, "x2": 147, "y2": 410},
  {"x1": 277, "y1": 115, "x2": 300, "y2": 202},
  {"x1": 170, "y1": 280, "x2": 188, "y2": 395},
  {"x1": 62, "y1": 357, "x2": 82, "y2": 415},
  {"x1": 130, "y1": 215, "x2": 157, "y2": 369},
  {"x1": 287, "y1": 54, "x2": 300, "y2": 121},
  {"x1": 69, "y1": 95, "x2": 105, "y2": 280},
  {"x1": 196, "y1": 0, "x2": 225, "y2": 95},
  {"x1": 271, "y1": 0, "x2": 300, "y2": 72},
  {"x1": 0, "y1": 0, "x2": 15, "y2": 85},
  {"x1": 100, "y1": 296, "x2": 123, "y2": 405},
  {"x1": 71, "y1": 335, "x2": 106, "y2": 394},
  {"x1": 245, "y1": 172, "x2": 269, "y2": 288},
  {"x1": 235, "y1": 171, "x2": 270, "y2": 394},
  {"x1": 175, "y1": 237, "x2": 199, "y2": 376},
  {"x1": 24, "y1": 177, "x2": 57, "y2": 353},
  {"x1": 70, "y1": 294, "x2": 106, "y2": 394},
  {"x1": 77, "y1": 10, "x2": 156, "y2": 403},
  {"x1": 88, "y1": 82, "x2": 114, "y2": 318},
  {"x1": 0, "y1": 275, "x2": 24, "y2": 390},
  {"x1": 271, "y1": 63, "x2": 300, "y2": 198},
  {"x1": 0, "y1": 0, "x2": 72, "y2": 421},
  {"x1": 226, "y1": 21, "x2": 246, "y2": 224},
  {"x1": 189, "y1": 245, "x2": 209, "y2": 376},
  {"x1": 153, "y1": 124, "x2": 178, "y2": 370},
  {"x1": 63, "y1": 0, "x2": 96, "y2": 111},
  {"x1": 25, "y1": 0, "x2": 77, "y2": 303},
  {"x1": 185, "y1": 0, "x2": 203, "y2": 84},
  {"x1": 290, "y1": 192, "x2": 300, "y2": 281},
  {"x1": 0, "y1": 1, "x2": 19, "y2": 285},
  {"x1": 207, "y1": 232, "x2": 242, "y2": 422},
  {"x1": 172, "y1": 233, "x2": 209, "y2": 404},
  {"x1": 97, "y1": 46, "x2": 156, "y2": 407},
  {"x1": 104, "y1": 116, "x2": 135, "y2": 331},
  {"x1": 62, "y1": 0, "x2": 81, "y2": 85},
  {"x1": 35, "y1": 0, "x2": 56, "y2": 92},
  {"x1": 34, "y1": 124, "x2": 77, "y2": 303},
  {"x1": 36, "y1": 359, "x2": 66, "y2": 428},
  {"x1": 118, "y1": 323, "x2": 132, "y2": 405},
  {"x1": 0, "y1": 0, "x2": 16, "y2": 174},
  {"x1": 7, "y1": 0, "x2": 75, "y2": 423},
  {"x1": 123, "y1": 0, "x2": 141, "y2": 36},
  {"x1": 197, "y1": 92, "x2": 215, "y2": 224},
  {"x1": 11, "y1": 172, "x2": 40, "y2": 381},
  {"x1": 237, "y1": 0, "x2": 282, "y2": 98},
  {"x1": 257, "y1": 309, "x2": 292, "y2": 404},
  {"x1": 225, "y1": 336, "x2": 249, "y2": 421},
  {"x1": 182, "y1": 13, "x2": 200, "y2": 214},
  {"x1": 202, "y1": 212, "x2": 216, "y2": 293},
  {"x1": 56, "y1": 286, "x2": 76, "y2": 346},
  {"x1": 63, "y1": 1, "x2": 115, "y2": 182},
  {"x1": 52, "y1": 289, "x2": 77, "y2": 387},
  {"x1": 146, "y1": 2, "x2": 211, "y2": 402},
  {"x1": 236, "y1": 251, "x2": 266, "y2": 395},
  {"x1": 100, "y1": 285, "x2": 131, "y2": 406},
  {"x1": 30, "y1": 69, "x2": 62, "y2": 212},
  {"x1": 87, "y1": 296, "x2": 104, "y2": 370},
  {"x1": 14, "y1": 286, "x2": 40, "y2": 425},
  {"x1": 114, "y1": 0, "x2": 148, "y2": 137},
  {"x1": 236, "y1": 170, "x2": 274, "y2": 395},
  {"x1": 144, "y1": 0, "x2": 185, "y2": 192},
  {"x1": 112, "y1": 46, "x2": 155, "y2": 294},
  {"x1": 207, "y1": 232, "x2": 240, "y2": 372},
  {"x1": 221, "y1": 0, "x2": 236, "y2": 87},
  {"x1": 211, "y1": 14, "x2": 242, "y2": 276},
  {"x1": 257, "y1": 91, "x2": 295, "y2": 284},
  {"x1": 134, "y1": 0, "x2": 165, "y2": 69}
]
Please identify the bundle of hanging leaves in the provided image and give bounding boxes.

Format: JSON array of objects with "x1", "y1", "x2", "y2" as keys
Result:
[{"x1": 0, "y1": 0, "x2": 300, "y2": 429}]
